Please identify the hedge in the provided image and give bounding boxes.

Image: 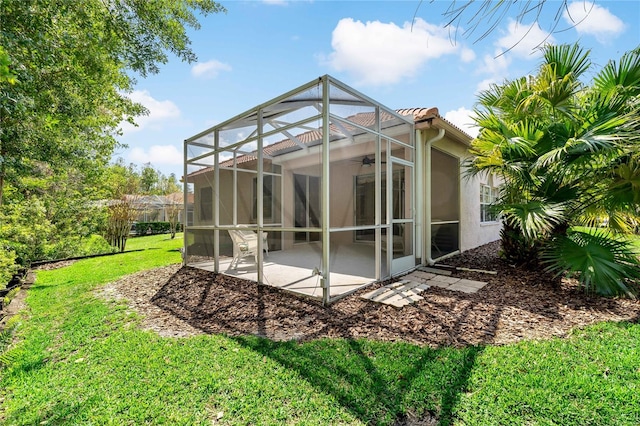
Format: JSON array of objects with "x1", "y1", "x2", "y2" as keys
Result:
[{"x1": 133, "y1": 222, "x2": 182, "y2": 235}]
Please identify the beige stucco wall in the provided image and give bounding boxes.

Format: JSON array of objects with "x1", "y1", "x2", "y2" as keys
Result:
[{"x1": 460, "y1": 170, "x2": 503, "y2": 251}]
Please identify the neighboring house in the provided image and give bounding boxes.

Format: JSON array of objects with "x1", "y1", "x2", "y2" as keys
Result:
[
  {"x1": 165, "y1": 192, "x2": 195, "y2": 226},
  {"x1": 184, "y1": 75, "x2": 501, "y2": 304},
  {"x1": 124, "y1": 193, "x2": 194, "y2": 225}
]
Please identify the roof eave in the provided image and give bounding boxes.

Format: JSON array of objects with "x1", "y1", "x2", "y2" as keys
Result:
[{"x1": 415, "y1": 116, "x2": 473, "y2": 147}]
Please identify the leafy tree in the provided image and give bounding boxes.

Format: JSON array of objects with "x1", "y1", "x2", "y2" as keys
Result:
[
  {"x1": 0, "y1": 0, "x2": 224, "y2": 205},
  {"x1": 0, "y1": 46, "x2": 16, "y2": 85},
  {"x1": 468, "y1": 44, "x2": 640, "y2": 297},
  {"x1": 167, "y1": 202, "x2": 182, "y2": 240},
  {"x1": 103, "y1": 159, "x2": 142, "y2": 198},
  {"x1": 0, "y1": 158, "x2": 112, "y2": 264},
  {"x1": 104, "y1": 196, "x2": 140, "y2": 252},
  {"x1": 99, "y1": 160, "x2": 183, "y2": 250},
  {"x1": 162, "y1": 173, "x2": 182, "y2": 195},
  {"x1": 140, "y1": 163, "x2": 160, "y2": 193},
  {"x1": 100, "y1": 161, "x2": 141, "y2": 252},
  {"x1": 0, "y1": 0, "x2": 223, "y2": 275}
]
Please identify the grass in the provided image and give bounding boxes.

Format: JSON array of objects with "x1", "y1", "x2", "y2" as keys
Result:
[
  {"x1": 1, "y1": 233, "x2": 639, "y2": 425},
  {"x1": 573, "y1": 226, "x2": 640, "y2": 249}
]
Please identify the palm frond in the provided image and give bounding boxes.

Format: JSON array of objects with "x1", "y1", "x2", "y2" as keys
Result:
[
  {"x1": 529, "y1": 64, "x2": 581, "y2": 115},
  {"x1": 501, "y1": 200, "x2": 567, "y2": 240},
  {"x1": 535, "y1": 179, "x2": 579, "y2": 205},
  {"x1": 609, "y1": 163, "x2": 640, "y2": 204},
  {"x1": 543, "y1": 44, "x2": 592, "y2": 80},
  {"x1": 476, "y1": 83, "x2": 505, "y2": 108},
  {"x1": 535, "y1": 145, "x2": 567, "y2": 169},
  {"x1": 594, "y1": 47, "x2": 640, "y2": 95},
  {"x1": 606, "y1": 212, "x2": 637, "y2": 235},
  {"x1": 542, "y1": 230, "x2": 639, "y2": 297},
  {"x1": 472, "y1": 109, "x2": 504, "y2": 132}
]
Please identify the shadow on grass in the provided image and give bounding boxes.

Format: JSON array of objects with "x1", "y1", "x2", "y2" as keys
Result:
[
  {"x1": 151, "y1": 267, "x2": 488, "y2": 424},
  {"x1": 233, "y1": 335, "x2": 483, "y2": 425}
]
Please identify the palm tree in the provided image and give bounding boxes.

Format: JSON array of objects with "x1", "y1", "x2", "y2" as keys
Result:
[{"x1": 467, "y1": 43, "x2": 640, "y2": 297}]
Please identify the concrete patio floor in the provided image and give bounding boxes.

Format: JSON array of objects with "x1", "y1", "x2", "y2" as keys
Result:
[{"x1": 189, "y1": 242, "x2": 383, "y2": 301}]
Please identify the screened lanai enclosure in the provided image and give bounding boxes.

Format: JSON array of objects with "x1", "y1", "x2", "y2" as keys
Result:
[{"x1": 184, "y1": 75, "x2": 416, "y2": 304}]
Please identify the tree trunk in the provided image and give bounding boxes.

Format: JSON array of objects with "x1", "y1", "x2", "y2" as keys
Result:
[{"x1": 500, "y1": 221, "x2": 541, "y2": 266}]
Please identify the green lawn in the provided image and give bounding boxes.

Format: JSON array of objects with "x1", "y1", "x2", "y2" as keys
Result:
[
  {"x1": 573, "y1": 226, "x2": 640, "y2": 249},
  {"x1": 1, "y1": 234, "x2": 639, "y2": 425}
]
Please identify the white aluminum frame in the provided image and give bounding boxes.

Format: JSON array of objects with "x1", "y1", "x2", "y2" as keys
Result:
[{"x1": 184, "y1": 75, "x2": 415, "y2": 304}]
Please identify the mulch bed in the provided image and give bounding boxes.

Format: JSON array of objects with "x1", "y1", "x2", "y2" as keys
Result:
[
  {"x1": 99, "y1": 241, "x2": 640, "y2": 347},
  {"x1": 33, "y1": 260, "x2": 78, "y2": 271}
]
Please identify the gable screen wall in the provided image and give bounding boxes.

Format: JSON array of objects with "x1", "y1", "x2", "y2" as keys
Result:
[{"x1": 185, "y1": 75, "x2": 418, "y2": 304}]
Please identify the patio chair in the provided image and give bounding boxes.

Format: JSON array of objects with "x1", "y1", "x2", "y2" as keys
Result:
[
  {"x1": 236, "y1": 225, "x2": 269, "y2": 256},
  {"x1": 228, "y1": 228, "x2": 268, "y2": 269}
]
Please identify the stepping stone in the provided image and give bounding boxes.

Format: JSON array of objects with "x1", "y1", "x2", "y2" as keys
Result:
[
  {"x1": 384, "y1": 296, "x2": 410, "y2": 308},
  {"x1": 405, "y1": 270, "x2": 436, "y2": 282},
  {"x1": 426, "y1": 280, "x2": 453, "y2": 289},
  {"x1": 429, "y1": 275, "x2": 461, "y2": 285},
  {"x1": 367, "y1": 289, "x2": 423, "y2": 304},
  {"x1": 447, "y1": 279, "x2": 487, "y2": 293},
  {"x1": 390, "y1": 280, "x2": 421, "y2": 291},
  {"x1": 382, "y1": 292, "x2": 423, "y2": 308},
  {"x1": 361, "y1": 280, "x2": 428, "y2": 307},
  {"x1": 405, "y1": 281, "x2": 430, "y2": 291},
  {"x1": 361, "y1": 286, "x2": 395, "y2": 300}
]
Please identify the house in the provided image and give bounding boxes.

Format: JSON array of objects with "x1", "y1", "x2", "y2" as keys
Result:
[
  {"x1": 124, "y1": 193, "x2": 194, "y2": 226},
  {"x1": 184, "y1": 75, "x2": 501, "y2": 304}
]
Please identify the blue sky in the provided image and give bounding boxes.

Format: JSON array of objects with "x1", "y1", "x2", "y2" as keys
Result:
[{"x1": 116, "y1": 0, "x2": 640, "y2": 178}]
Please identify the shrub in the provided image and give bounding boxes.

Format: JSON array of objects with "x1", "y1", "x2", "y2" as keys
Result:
[
  {"x1": 45, "y1": 235, "x2": 115, "y2": 260},
  {"x1": 80, "y1": 234, "x2": 115, "y2": 256},
  {"x1": 0, "y1": 199, "x2": 52, "y2": 265},
  {"x1": 0, "y1": 247, "x2": 18, "y2": 289},
  {"x1": 134, "y1": 221, "x2": 182, "y2": 235}
]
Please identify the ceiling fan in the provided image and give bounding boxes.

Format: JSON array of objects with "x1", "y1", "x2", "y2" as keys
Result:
[{"x1": 352, "y1": 155, "x2": 385, "y2": 167}]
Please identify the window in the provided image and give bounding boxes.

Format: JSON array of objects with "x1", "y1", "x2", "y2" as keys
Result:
[
  {"x1": 252, "y1": 175, "x2": 274, "y2": 221},
  {"x1": 480, "y1": 184, "x2": 499, "y2": 222}
]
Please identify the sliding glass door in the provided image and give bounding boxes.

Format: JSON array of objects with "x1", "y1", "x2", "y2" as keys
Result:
[{"x1": 294, "y1": 173, "x2": 320, "y2": 243}]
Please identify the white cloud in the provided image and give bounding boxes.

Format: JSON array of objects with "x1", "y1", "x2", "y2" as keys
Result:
[
  {"x1": 476, "y1": 78, "x2": 496, "y2": 93},
  {"x1": 474, "y1": 19, "x2": 552, "y2": 84},
  {"x1": 444, "y1": 107, "x2": 479, "y2": 138},
  {"x1": 563, "y1": 1, "x2": 625, "y2": 43},
  {"x1": 263, "y1": 0, "x2": 287, "y2": 5},
  {"x1": 496, "y1": 19, "x2": 555, "y2": 58},
  {"x1": 479, "y1": 51, "x2": 511, "y2": 77},
  {"x1": 129, "y1": 145, "x2": 183, "y2": 166},
  {"x1": 191, "y1": 60, "x2": 232, "y2": 79},
  {"x1": 120, "y1": 90, "x2": 180, "y2": 134},
  {"x1": 460, "y1": 47, "x2": 476, "y2": 63},
  {"x1": 323, "y1": 18, "x2": 474, "y2": 86}
]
